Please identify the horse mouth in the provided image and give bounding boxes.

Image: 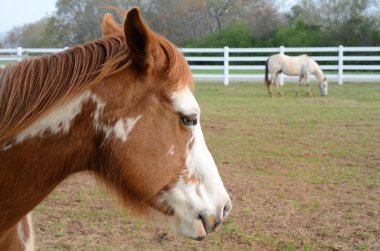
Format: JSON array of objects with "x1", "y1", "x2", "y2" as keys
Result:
[{"x1": 150, "y1": 199, "x2": 174, "y2": 216}]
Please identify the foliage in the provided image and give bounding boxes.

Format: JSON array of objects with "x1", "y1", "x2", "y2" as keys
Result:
[
  {"x1": 185, "y1": 21, "x2": 253, "y2": 48},
  {"x1": 47, "y1": 0, "x2": 112, "y2": 47},
  {"x1": 0, "y1": 0, "x2": 379, "y2": 48},
  {"x1": 19, "y1": 18, "x2": 52, "y2": 47},
  {"x1": 270, "y1": 20, "x2": 325, "y2": 47}
]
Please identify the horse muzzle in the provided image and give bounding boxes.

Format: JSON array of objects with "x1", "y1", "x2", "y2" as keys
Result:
[
  {"x1": 194, "y1": 200, "x2": 232, "y2": 240},
  {"x1": 320, "y1": 86, "x2": 328, "y2": 96}
]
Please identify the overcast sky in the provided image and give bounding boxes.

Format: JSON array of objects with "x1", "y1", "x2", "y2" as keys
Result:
[{"x1": 0, "y1": 0, "x2": 57, "y2": 33}]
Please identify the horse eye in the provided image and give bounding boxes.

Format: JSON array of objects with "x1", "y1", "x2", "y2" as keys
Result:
[{"x1": 181, "y1": 116, "x2": 197, "y2": 126}]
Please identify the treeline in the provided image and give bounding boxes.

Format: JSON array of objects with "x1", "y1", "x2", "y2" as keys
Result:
[{"x1": 1, "y1": 0, "x2": 379, "y2": 48}]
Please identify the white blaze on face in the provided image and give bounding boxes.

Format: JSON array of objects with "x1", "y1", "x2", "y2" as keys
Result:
[{"x1": 162, "y1": 86, "x2": 230, "y2": 239}]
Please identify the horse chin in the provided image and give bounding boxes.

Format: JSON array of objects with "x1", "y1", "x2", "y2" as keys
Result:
[
  {"x1": 150, "y1": 201, "x2": 207, "y2": 240},
  {"x1": 170, "y1": 216, "x2": 207, "y2": 241}
]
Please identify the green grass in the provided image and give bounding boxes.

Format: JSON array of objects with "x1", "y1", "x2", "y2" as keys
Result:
[
  {"x1": 192, "y1": 81, "x2": 380, "y2": 250},
  {"x1": 195, "y1": 82, "x2": 380, "y2": 174}
]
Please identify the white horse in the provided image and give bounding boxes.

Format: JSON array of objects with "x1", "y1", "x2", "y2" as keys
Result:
[{"x1": 264, "y1": 54, "x2": 328, "y2": 97}]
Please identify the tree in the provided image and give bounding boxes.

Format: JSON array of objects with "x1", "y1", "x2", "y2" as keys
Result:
[
  {"x1": 1, "y1": 0, "x2": 379, "y2": 48},
  {"x1": 1, "y1": 28, "x2": 22, "y2": 48},
  {"x1": 19, "y1": 18, "x2": 54, "y2": 47},
  {"x1": 48, "y1": 0, "x2": 111, "y2": 46},
  {"x1": 272, "y1": 19, "x2": 325, "y2": 46},
  {"x1": 287, "y1": 0, "x2": 380, "y2": 45},
  {"x1": 237, "y1": 0, "x2": 280, "y2": 43},
  {"x1": 185, "y1": 21, "x2": 253, "y2": 47},
  {"x1": 146, "y1": 0, "x2": 242, "y2": 46}
]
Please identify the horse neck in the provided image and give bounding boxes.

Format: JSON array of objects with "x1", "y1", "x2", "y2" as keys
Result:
[
  {"x1": 312, "y1": 63, "x2": 325, "y2": 82},
  {"x1": 0, "y1": 93, "x2": 97, "y2": 235}
]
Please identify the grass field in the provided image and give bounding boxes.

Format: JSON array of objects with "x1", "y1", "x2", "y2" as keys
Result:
[{"x1": 33, "y1": 82, "x2": 380, "y2": 250}]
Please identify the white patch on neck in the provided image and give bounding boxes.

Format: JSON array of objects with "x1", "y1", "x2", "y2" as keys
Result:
[
  {"x1": 17, "y1": 218, "x2": 25, "y2": 246},
  {"x1": 25, "y1": 213, "x2": 35, "y2": 251},
  {"x1": 2, "y1": 91, "x2": 92, "y2": 151},
  {"x1": 17, "y1": 213, "x2": 34, "y2": 251},
  {"x1": 2, "y1": 90, "x2": 141, "y2": 151}
]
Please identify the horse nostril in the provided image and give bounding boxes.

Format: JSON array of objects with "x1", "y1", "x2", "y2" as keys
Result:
[
  {"x1": 223, "y1": 200, "x2": 232, "y2": 218},
  {"x1": 197, "y1": 209, "x2": 220, "y2": 234},
  {"x1": 197, "y1": 211, "x2": 204, "y2": 221}
]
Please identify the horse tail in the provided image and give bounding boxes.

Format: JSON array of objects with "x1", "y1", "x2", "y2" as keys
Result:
[{"x1": 265, "y1": 57, "x2": 270, "y2": 88}]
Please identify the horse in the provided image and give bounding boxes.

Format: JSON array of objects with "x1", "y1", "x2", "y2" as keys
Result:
[
  {"x1": 0, "y1": 8, "x2": 232, "y2": 250},
  {"x1": 264, "y1": 54, "x2": 328, "y2": 97}
]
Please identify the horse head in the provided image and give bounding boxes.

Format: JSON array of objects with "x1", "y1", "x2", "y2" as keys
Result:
[
  {"x1": 320, "y1": 77, "x2": 328, "y2": 96},
  {"x1": 94, "y1": 8, "x2": 232, "y2": 240}
]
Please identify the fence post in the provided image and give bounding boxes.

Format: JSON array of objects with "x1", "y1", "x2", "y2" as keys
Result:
[
  {"x1": 17, "y1": 47, "x2": 22, "y2": 61},
  {"x1": 224, "y1": 46, "x2": 229, "y2": 86},
  {"x1": 279, "y1": 45, "x2": 285, "y2": 86},
  {"x1": 338, "y1": 45, "x2": 344, "y2": 85}
]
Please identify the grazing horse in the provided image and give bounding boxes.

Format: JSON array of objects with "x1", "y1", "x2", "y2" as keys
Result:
[
  {"x1": 265, "y1": 54, "x2": 328, "y2": 97},
  {"x1": 0, "y1": 8, "x2": 231, "y2": 251}
]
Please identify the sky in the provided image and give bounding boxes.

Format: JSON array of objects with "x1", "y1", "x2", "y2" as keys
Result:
[{"x1": 0, "y1": 0, "x2": 57, "y2": 34}]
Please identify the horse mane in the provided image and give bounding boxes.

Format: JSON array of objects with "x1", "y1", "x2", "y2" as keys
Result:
[{"x1": 0, "y1": 31, "x2": 192, "y2": 146}]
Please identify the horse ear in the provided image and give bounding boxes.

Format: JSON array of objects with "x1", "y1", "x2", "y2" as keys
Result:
[
  {"x1": 101, "y1": 13, "x2": 122, "y2": 37},
  {"x1": 124, "y1": 7, "x2": 151, "y2": 68}
]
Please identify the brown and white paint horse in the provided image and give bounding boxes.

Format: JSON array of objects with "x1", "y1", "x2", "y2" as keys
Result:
[{"x1": 0, "y1": 8, "x2": 231, "y2": 250}]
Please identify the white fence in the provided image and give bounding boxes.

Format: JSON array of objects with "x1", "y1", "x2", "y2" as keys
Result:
[{"x1": 2, "y1": 46, "x2": 380, "y2": 85}]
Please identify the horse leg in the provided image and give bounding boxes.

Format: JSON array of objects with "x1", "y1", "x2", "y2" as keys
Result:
[
  {"x1": 304, "y1": 74, "x2": 312, "y2": 96},
  {"x1": 267, "y1": 80, "x2": 273, "y2": 97},
  {"x1": 268, "y1": 72, "x2": 277, "y2": 97},
  {"x1": 296, "y1": 76, "x2": 303, "y2": 97},
  {"x1": 275, "y1": 83, "x2": 283, "y2": 96},
  {"x1": 0, "y1": 214, "x2": 34, "y2": 251},
  {"x1": 306, "y1": 82, "x2": 312, "y2": 96},
  {"x1": 275, "y1": 75, "x2": 283, "y2": 96}
]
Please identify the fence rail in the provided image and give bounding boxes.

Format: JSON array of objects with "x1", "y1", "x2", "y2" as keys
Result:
[{"x1": 2, "y1": 46, "x2": 380, "y2": 85}]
